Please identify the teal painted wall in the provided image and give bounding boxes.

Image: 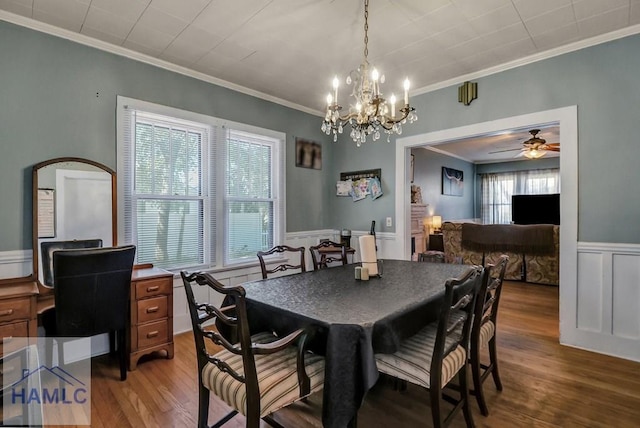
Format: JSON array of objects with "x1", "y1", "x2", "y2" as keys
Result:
[
  {"x1": 411, "y1": 149, "x2": 475, "y2": 221},
  {"x1": 0, "y1": 21, "x2": 331, "y2": 251},
  {"x1": 3, "y1": 20, "x2": 640, "y2": 250},
  {"x1": 331, "y1": 34, "x2": 640, "y2": 244}
]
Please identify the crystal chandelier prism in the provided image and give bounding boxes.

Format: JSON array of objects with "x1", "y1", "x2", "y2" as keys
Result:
[{"x1": 321, "y1": 0, "x2": 417, "y2": 146}]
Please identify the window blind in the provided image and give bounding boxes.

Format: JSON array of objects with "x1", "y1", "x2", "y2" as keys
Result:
[
  {"x1": 119, "y1": 97, "x2": 283, "y2": 271},
  {"x1": 122, "y1": 106, "x2": 211, "y2": 269},
  {"x1": 224, "y1": 129, "x2": 276, "y2": 264}
]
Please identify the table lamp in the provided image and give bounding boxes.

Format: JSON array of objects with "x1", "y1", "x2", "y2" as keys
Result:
[{"x1": 432, "y1": 215, "x2": 442, "y2": 234}]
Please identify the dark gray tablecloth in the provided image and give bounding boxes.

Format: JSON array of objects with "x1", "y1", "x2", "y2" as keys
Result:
[{"x1": 241, "y1": 260, "x2": 472, "y2": 428}]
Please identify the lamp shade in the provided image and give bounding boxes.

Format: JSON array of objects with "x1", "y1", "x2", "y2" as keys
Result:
[
  {"x1": 524, "y1": 149, "x2": 546, "y2": 159},
  {"x1": 432, "y1": 215, "x2": 442, "y2": 230}
]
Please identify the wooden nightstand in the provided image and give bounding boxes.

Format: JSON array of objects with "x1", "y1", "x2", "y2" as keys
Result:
[
  {"x1": 128, "y1": 266, "x2": 174, "y2": 370},
  {"x1": 428, "y1": 234, "x2": 444, "y2": 252}
]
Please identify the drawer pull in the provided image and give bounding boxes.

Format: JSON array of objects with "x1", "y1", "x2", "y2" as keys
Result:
[
  {"x1": 146, "y1": 306, "x2": 159, "y2": 314},
  {"x1": 0, "y1": 309, "x2": 14, "y2": 317},
  {"x1": 146, "y1": 331, "x2": 159, "y2": 338},
  {"x1": 146, "y1": 285, "x2": 160, "y2": 293}
]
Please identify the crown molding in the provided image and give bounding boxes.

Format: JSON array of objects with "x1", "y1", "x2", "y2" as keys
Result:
[
  {"x1": 3, "y1": 9, "x2": 640, "y2": 117},
  {"x1": 0, "y1": 10, "x2": 322, "y2": 117},
  {"x1": 412, "y1": 23, "x2": 640, "y2": 97}
]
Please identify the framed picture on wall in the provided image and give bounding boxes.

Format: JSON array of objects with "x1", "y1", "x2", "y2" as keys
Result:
[
  {"x1": 295, "y1": 138, "x2": 322, "y2": 170},
  {"x1": 442, "y1": 167, "x2": 464, "y2": 196}
]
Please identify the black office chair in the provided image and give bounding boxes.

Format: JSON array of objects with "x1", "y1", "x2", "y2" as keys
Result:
[
  {"x1": 40, "y1": 239, "x2": 103, "y2": 287},
  {"x1": 40, "y1": 245, "x2": 136, "y2": 381}
]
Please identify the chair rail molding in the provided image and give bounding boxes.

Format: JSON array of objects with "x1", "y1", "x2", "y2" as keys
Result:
[{"x1": 0, "y1": 250, "x2": 32, "y2": 279}]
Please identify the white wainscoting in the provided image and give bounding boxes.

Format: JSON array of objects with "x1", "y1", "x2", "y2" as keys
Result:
[
  {"x1": 173, "y1": 229, "x2": 399, "y2": 335},
  {"x1": 565, "y1": 242, "x2": 640, "y2": 362},
  {"x1": 4, "y1": 236, "x2": 640, "y2": 364},
  {"x1": 0, "y1": 250, "x2": 32, "y2": 279}
]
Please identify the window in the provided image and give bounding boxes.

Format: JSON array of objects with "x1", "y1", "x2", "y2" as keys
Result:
[
  {"x1": 118, "y1": 97, "x2": 284, "y2": 270},
  {"x1": 225, "y1": 130, "x2": 277, "y2": 264},
  {"x1": 480, "y1": 168, "x2": 560, "y2": 224}
]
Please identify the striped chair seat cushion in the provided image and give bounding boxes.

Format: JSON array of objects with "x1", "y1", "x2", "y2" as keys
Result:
[
  {"x1": 376, "y1": 323, "x2": 467, "y2": 389},
  {"x1": 202, "y1": 331, "x2": 325, "y2": 418},
  {"x1": 479, "y1": 320, "x2": 496, "y2": 348}
]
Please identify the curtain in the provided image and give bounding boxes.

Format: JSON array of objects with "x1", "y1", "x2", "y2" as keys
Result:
[{"x1": 480, "y1": 168, "x2": 560, "y2": 224}]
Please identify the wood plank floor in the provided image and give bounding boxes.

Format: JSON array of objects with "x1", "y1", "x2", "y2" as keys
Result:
[{"x1": 77, "y1": 281, "x2": 640, "y2": 427}]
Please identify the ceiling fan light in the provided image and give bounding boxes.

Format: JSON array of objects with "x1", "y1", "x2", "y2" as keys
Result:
[{"x1": 524, "y1": 149, "x2": 546, "y2": 159}]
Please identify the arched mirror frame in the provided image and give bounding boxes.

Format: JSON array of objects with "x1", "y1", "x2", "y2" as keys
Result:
[{"x1": 32, "y1": 157, "x2": 117, "y2": 296}]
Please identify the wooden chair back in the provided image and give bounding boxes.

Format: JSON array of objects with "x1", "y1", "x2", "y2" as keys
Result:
[
  {"x1": 181, "y1": 272, "x2": 256, "y2": 389},
  {"x1": 473, "y1": 255, "x2": 508, "y2": 343},
  {"x1": 470, "y1": 254, "x2": 508, "y2": 415},
  {"x1": 309, "y1": 241, "x2": 347, "y2": 270},
  {"x1": 430, "y1": 265, "x2": 483, "y2": 392},
  {"x1": 257, "y1": 245, "x2": 306, "y2": 279},
  {"x1": 181, "y1": 271, "x2": 316, "y2": 427},
  {"x1": 418, "y1": 252, "x2": 445, "y2": 263}
]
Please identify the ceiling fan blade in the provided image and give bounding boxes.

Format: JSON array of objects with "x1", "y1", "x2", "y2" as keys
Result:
[
  {"x1": 545, "y1": 146, "x2": 560, "y2": 152},
  {"x1": 513, "y1": 150, "x2": 527, "y2": 158},
  {"x1": 488, "y1": 147, "x2": 523, "y2": 154}
]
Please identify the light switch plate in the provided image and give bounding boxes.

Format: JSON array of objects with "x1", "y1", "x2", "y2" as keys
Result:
[{"x1": 386, "y1": 217, "x2": 392, "y2": 227}]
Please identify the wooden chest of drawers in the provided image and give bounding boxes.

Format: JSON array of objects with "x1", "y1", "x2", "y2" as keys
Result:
[
  {"x1": 0, "y1": 277, "x2": 38, "y2": 358},
  {"x1": 128, "y1": 267, "x2": 174, "y2": 370}
]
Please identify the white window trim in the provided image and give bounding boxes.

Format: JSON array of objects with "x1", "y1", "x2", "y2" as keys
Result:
[{"x1": 116, "y1": 96, "x2": 286, "y2": 271}]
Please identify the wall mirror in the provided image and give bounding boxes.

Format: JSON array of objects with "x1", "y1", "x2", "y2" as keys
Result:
[{"x1": 32, "y1": 157, "x2": 116, "y2": 291}]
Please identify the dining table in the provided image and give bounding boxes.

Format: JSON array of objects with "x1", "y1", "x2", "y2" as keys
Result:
[{"x1": 239, "y1": 259, "x2": 472, "y2": 428}]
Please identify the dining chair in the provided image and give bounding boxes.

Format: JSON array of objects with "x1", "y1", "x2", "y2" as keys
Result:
[
  {"x1": 181, "y1": 271, "x2": 325, "y2": 428},
  {"x1": 256, "y1": 245, "x2": 306, "y2": 279},
  {"x1": 309, "y1": 240, "x2": 347, "y2": 270},
  {"x1": 40, "y1": 245, "x2": 136, "y2": 381},
  {"x1": 375, "y1": 266, "x2": 484, "y2": 428},
  {"x1": 471, "y1": 254, "x2": 509, "y2": 416},
  {"x1": 418, "y1": 251, "x2": 445, "y2": 263}
]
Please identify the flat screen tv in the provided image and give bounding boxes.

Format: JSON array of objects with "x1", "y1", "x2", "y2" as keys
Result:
[{"x1": 511, "y1": 194, "x2": 560, "y2": 225}]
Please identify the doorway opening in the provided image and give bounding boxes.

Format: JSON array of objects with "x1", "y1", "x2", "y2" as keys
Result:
[{"x1": 394, "y1": 106, "x2": 577, "y2": 345}]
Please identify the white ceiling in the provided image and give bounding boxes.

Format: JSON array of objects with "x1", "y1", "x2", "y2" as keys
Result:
[
  {"x1": 422, "y1": 124, "x2": 560, "y2": 163},
  {"x1": 1, "y1": 0, "x2": 639, "y2": 161}
]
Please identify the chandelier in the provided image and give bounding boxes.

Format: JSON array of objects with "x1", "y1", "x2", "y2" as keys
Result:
[{"x1": 321, "y1": 0, "x2": 418, "y2": 146}]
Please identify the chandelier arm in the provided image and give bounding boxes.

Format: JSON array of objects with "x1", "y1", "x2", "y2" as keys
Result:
[{"x1": 321, "y1": 0, "x2": 417, "y2": 144}]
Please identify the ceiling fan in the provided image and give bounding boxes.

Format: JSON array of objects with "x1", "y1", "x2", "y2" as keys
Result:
[{"x1": 489, "y1": 129, "x2": 560, "y2": 159}]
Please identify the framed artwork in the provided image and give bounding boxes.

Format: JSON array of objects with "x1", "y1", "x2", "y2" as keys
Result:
[
  {"x1": 337, "y1": 169, "x2": 383, "y2": 201},
  {"x1": 295, "y1": 138, "x2": 322, "y2": 169},
  {"x1": 442, "y1": 167, "x2": 464, "y2": 196}
]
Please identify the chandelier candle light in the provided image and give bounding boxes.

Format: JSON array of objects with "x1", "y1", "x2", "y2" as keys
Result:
[{"x1": 321, "y1": 0, "x2": 418, "y2": 146}]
